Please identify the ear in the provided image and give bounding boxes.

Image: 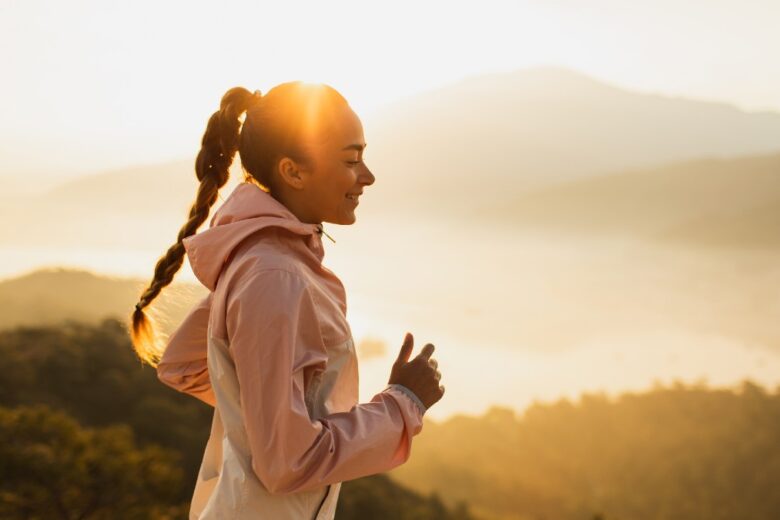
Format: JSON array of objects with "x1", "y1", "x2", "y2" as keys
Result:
[{"x1": 276, "y1": 157, "x2": 304, "y2": 190}]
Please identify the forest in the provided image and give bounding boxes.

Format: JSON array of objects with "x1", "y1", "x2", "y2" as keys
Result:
[
  {"x1": 0, "y1": 319, "x2": 472, "y2": 519},
  {"x1": 1, "y1": 318, "x2": 778, "y2": 519}
]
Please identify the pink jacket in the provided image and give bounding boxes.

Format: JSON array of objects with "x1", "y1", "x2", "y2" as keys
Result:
[{"x1": 156, "y1": 181, "x2": 426, "y2": 519}]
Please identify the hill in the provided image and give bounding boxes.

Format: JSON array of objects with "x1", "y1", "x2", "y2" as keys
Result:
[
  {"x1": 476, "y1": 152, "x2": 780, "y2": 249},
  {"x1": 0, "y1": 319, "x2": 476, "y2": 519},
  {"x1": 0, "y1": 267, "x2": 206, "y2": 333},
  {"x1": 1, "y1": 318, "x2": 777, "y2": 519},
  {"x1": 390, "y1": 381, "x2": 780, "y2": 520}
]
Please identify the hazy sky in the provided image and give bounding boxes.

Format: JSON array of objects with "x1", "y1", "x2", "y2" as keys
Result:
[{"x1": 2, "y1": 0, "x2": 779, "y2": 189}]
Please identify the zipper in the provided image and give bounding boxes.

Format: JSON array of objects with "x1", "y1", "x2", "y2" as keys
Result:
[
  {"x1": 316, "y1": 223, "x2": 336, "y2": 243},
  {"x1": 312, "y1": 484, "x2": 331, "y2": 520}
]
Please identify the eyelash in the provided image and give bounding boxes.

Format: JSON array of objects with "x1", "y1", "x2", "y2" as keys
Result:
[{"x1": 347, "y1": 160, "x2": 363, "y2": 166}]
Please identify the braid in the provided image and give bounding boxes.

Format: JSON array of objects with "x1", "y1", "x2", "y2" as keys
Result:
[{"x1": 130, "y1": 87, "x2": 262, "y2": 367}]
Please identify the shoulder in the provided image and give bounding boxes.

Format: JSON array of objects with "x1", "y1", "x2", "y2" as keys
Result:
[
  {"x1": 228, "y1": 267, "x2": 311, "y2": 306},
  {"x1": 224, "y1": 267, "x2": 323, "y2": 328},
  {"x1": 223, "y1": 267, "x2": 325, "y2": 350},
  {"x1": 226, "y1": 229, "x2": 310, "y2": 279}
]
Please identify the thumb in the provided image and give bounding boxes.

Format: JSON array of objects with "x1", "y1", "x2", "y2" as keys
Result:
[{"x1": 395, "y1": 332, "x2": 414, "y2": 366}]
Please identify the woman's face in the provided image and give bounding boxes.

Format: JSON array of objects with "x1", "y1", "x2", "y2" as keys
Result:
[{"x1": 277, "y1": 104, "x2": 375, "y2": 225}]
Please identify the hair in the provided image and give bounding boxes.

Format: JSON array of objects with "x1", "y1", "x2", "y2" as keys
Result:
[{"x1": 130, "y1": 81, "x2": 349, "y2": 366}]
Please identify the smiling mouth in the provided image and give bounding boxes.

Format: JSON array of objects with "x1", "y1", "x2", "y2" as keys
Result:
[{"x1": 346, "y1": 194, "x2": 360, "y2": 202}]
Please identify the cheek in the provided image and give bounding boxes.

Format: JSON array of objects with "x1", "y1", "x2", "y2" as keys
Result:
[
  {"x1": 315, "y1": 165, "x2": 357, "y2": 209},
  {"x1": 320, "y1": 175, "x2": 351, "y2": 208},
  {"x1": 336, "y1": 169, "x2": 358, "y2": 193}
]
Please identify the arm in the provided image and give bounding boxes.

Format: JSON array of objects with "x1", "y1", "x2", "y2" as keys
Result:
[
  {"x1": 156, "y1": 292, "x2": 216, "y2": 407},
  {"x1": 228, "y1": 269, "x2": 425, "y2": 495}
]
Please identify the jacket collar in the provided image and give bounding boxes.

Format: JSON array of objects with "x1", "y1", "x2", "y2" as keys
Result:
[{"x1": 182, "y1": 181, "x2": 330, "y2": 291}]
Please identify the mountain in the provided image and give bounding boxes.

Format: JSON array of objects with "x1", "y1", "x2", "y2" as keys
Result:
[
  {"x1": 39, "y1": 159, "x2": 197, "y2": 216},
  {"x1": 0, "y1": 267, "x2": 206, "y2": 333},
  {"x1": 3, "y1": 66, "x2": 780, "y2": 250},
  {"x1": 475, "y1": 151, "x2": 780, "y2": 249},
  {"x1": 365, "y1": 66, "x2": 780, "y2": 214},
  {"x1": 0, "y1": 159, "x2": 207, "y2": 248}
]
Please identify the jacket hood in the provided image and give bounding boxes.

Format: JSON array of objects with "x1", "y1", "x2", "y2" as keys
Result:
[{"x1": 182, "y1": 181, "x2": 324, "y2": 291}]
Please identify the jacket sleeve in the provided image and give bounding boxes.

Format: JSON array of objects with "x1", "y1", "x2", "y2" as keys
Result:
[
  {"x1": 227, "y1": 268, "x2": 425, "y2": 495},
  {"x1": 156, "y1": 292, "x2": 216, "y2": 407}
]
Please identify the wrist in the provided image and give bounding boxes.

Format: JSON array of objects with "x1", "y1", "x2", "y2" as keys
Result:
[{"x1": 385, "y1": 383, "x2": 427, "y2": 416}]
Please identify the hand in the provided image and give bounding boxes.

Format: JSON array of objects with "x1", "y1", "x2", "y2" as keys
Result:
[{"x1": 387, "y1": 332, "x2": 445, "y2": 410}]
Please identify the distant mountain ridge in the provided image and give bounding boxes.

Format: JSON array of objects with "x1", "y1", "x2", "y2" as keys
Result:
[
  {"x1": 476, "y1": 151, "x2": 780, "y2": 248},
  {"x1": 2, "y1": 66, "x2": 779, "y2": 249},
  {"x1": 0, "y1": 268, "x2": 206, "y2": 333},
  {"x1": 366, "y1": 66, "x2": 780, "y2": 212}
]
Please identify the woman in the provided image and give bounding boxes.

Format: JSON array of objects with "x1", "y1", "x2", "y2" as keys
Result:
[{"x1": 130, "y1": 82, "x2": 445, "y2": 519}]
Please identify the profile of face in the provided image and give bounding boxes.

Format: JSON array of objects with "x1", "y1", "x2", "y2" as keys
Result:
[{"x1": 275, "y1": 104, "x2": 375, "y2": 225}]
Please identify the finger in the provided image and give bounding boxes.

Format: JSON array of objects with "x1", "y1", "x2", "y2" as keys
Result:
[
  {"x1": 439, "y1": 384, "x2": 445, "y2": 395},
  {"x1": 417, "y1": 343, "x2": 435, "y2": 360},
  {"x1": 395, "y1": 332, "x2": 414, "y2": 365},
  {"x1": 428, "y1": 358, "x2": 438, "y2": 370},
  {"x1": 434, "y1": 370, "x2": 441, "y2": 381}
]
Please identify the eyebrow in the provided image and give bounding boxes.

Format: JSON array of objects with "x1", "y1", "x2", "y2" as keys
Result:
[{"x1": 341, "y1": 143, "x2": 367, "y2": 152}]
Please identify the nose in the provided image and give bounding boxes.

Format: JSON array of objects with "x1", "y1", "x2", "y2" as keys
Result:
[{"x1": 360, "y1": 163, "x2": 376, "y2": 186}]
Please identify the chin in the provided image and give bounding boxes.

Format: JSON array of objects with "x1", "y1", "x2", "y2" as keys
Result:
[{"x1": 326, "y1": 213, "x2": 357, "y2": 226}]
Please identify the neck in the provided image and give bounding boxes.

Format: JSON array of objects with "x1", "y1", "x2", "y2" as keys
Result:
[{"x1": 271, "y1": 190, "x2": 321, "y2": 226}]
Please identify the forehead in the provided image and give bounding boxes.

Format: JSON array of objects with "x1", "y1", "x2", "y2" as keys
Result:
[{"x1": 311, "y1": 105, "x2": 365, "y2": 150}]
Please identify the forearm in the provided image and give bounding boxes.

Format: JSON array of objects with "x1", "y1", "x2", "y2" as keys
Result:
[
  {"x1": 248, "y1": 385, "x2": 424, "y2": 495},
  {"x1": 156, "y1": 293, "x2": 215, "y2": 405}
]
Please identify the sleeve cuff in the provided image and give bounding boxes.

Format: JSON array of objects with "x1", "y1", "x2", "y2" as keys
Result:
[{"x1": 384, "y1": 383, "x2": 427, "y2": 416}]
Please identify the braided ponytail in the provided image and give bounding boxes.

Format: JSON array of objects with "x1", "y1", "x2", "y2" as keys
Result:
[{"x1": 130, "y1": 87, "x2": 261, "y2": 366}]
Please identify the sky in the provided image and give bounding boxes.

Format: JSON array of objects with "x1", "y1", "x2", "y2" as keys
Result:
[{"x1": 1, "y1": 0, "x2": 780, "y2": 190}]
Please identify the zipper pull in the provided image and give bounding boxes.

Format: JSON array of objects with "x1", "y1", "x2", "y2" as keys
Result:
[{"x1": 317, "y1": 223, "x2": 336, "y2": 243}]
